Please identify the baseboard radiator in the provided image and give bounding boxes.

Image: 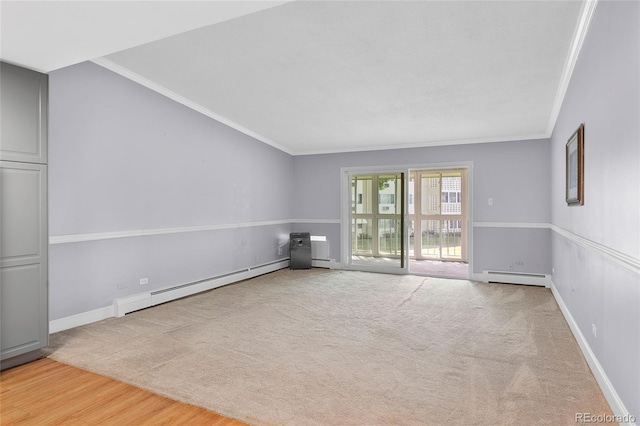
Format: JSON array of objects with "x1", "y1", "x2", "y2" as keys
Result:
[
  {"x1": 482, "y1": 270, "x2": 550, "y2": 287},
  {"x1": 114, "y1": 259, "x2": 289, "y2": 317},
  {"x1": 310, "y1": 236, "x2": 340, "y2": 269}
]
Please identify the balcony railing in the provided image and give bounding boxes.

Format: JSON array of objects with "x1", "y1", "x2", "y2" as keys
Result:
[{"x1": 441, "y1": 202, "x2": 461, "y2": 214}]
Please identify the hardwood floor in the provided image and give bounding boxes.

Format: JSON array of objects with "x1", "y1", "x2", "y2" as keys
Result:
[{"x1": 1, "y1": 358, "x2": 246, "y2": 425}]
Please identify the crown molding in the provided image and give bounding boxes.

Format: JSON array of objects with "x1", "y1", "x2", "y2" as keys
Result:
[
  {"x1": 546, "y1": 0, "x2": 599, "y2": 136},
  {"x1": 91, "y1": 57, "x2": 294, "y2": 155}
]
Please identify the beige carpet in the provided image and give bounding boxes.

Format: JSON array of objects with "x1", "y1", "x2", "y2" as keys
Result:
[{"x1": 45, "y1": 269, "x2": 612, "y2": 425}]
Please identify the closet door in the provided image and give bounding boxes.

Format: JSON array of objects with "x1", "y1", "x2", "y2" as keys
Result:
[
  {"x1": 1, "y1": 62, "x2": 49, "y2": 368},
  {"x1": 0, "y1": 62, "x2": 48, "y2": 164},
  {"x1": 0, "y1": 161, "x2": 48, "y2": 361}
]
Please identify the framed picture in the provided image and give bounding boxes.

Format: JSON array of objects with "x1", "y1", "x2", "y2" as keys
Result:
[{"x1": 566, "y1": 123, "x2": 584, "y2": 205}]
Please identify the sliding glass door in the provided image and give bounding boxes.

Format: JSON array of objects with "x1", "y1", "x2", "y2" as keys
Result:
[
  {"x1": 350, "y1": 172, "x2": 405, "y2": 270},
  {"x1": 343, "y1": 166, "x2": 469, "y2": 277}
]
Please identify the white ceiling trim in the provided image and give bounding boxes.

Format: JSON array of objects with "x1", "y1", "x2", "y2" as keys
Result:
[
  {"x1": 546, "y1": 0, "x2": 599, "y2": 136},
  {"x1": 92, "y1": 57, "x2": 294, "y2": 156}
]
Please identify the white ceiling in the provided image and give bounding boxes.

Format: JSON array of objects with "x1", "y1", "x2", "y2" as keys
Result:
[
  {"x1": 0, "y1": 1, "x2": 288, "y2": 73},
  {"x1": 2, "y1": 1, "x2": 593, "y2": 155}
]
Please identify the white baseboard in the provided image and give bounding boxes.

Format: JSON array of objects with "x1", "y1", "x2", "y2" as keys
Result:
[
  {"x1": 49, "y1": 305, "x2": 115, "y2": 333},
  {"x1": 115, "y1": 260, "x2": 290, "y2": 317},
  {"x1": 472, "y1": 271, "x2": 550, "y2": 287},
  {"x1": 50, "y1": 260, "x2": 290, "y2": 332},
  {"x1": 550, "y1": 280, "x2": 636, "y2": 425}
]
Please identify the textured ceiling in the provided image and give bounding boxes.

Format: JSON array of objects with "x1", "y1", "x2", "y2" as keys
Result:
[{"x1": 2, "y1": 1, "x2": 591, "y2": 155}]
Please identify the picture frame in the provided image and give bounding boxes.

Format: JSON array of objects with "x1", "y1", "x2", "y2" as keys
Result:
[{"x1": 566, "y1": 123, "x2": 584, "y2": 205}]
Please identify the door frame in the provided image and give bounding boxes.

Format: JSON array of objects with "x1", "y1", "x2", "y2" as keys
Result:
[{"x1": 340, "y1": 162, "x2": 474, "y2": 277}]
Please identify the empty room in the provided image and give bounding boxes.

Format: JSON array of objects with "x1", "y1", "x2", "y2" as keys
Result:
[{"x1": 1, "y1": 1, "x2": 638, "y2": 425}]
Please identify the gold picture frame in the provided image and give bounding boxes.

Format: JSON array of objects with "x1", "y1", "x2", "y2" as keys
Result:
[{"x1": 566, "y1": 123, "x2": 584, "y2": 205}]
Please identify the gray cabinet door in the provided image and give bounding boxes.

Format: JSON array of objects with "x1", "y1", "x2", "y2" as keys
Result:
[
  {"x1": 1, "y1": 161, "x2": 48, "y2": 360},
  {"x1": 0, "y1": 62, "x2": 48, "y2": 164}
]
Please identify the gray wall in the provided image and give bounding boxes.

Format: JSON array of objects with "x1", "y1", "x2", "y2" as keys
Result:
[
  {"x1": 549, "y1": 1, "x2": 639, "y2": 416},
  {"x1": 48, "y1": 62, "x2": 553, "y2": 320},
  {"x1": 48, "y1": 62, "x2": 293, "y2": 319},
  {"x1": 292, "y1": 139, "x2": 551, "y2": 273}
]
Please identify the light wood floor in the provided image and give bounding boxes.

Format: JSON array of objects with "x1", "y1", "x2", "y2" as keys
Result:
[{"x1": 1, "y1": 358, "x2": 246, "y2": 425}]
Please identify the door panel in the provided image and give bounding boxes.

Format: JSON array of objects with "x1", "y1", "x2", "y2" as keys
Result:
[
  {"x1": 1, "y1": 161, "x2": 48, "y2": 361},
  {"x1": 410, "y1": 169, "x2": 467, "y2": 262},
  {"x1": 0, "y1": 63, "x2": 48, "y2": 164},
  {"x1": 350, "y1": 172, "x2": 404, "y2": 270},
  {"x1": 0, "y1": 63, "x2": 49, "y2": 368},
  {"x1": 352, "y1": 218, "x2": 373, "y2": 254},
  {"x1": 1, "y1": 264, "x2": 45, "y2": 358},
  {"x1": 378, "y1": 218, "x2": 401, "y2": 256},
  {"x1": 421, "y1": 219, "x2": 441, "y2": 258},
  {"x1": 0, "y1": 165, "x2": 44, "y2": 264}
]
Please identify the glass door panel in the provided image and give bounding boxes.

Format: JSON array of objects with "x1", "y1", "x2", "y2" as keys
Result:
[
  {"x1": 421, "y1": 174, "x2": 441, "y2": 216},
  {"x1": 408, "y1": 176, "x2": 415, "y2": 215},
  {"x1": 410, "y1": 170, "x2": 467, "y2": 263},
  {"x1": 441, "y1": 220, "x2": 462, "y2": 258},
  {"x1": 421, "y1": 219, "x2": 441, "y2": 258},
  {"x1": 352, "y1": 176, "x2": 373, "y2": 215},
  {"x1": 352, "y1": 218, "x2": 373, "y2": 254},
  {"x1": 408, "y1": 218, "x2": 415, "y2": 257},
  {"x1": 378, "y1": 175, "x2": 402, "y2": 215},
  {"x1": 378, "y1": 218, "x2": 401, "y2": 256},
  {"x1": 350, "y1": 172, "x2": 404, "y2": 269}
]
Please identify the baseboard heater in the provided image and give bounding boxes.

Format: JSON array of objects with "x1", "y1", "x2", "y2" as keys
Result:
[
  {"x1": 482, "y1": 270, "x2": 549, "y2": 287},
  {"x1": 114, "y1": 259, "x2": 289, "y2": 317}
]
